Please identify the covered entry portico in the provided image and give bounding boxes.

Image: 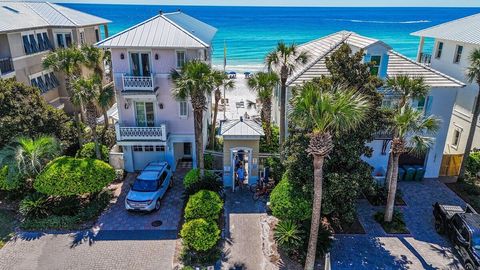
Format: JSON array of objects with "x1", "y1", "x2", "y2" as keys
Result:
[{"x1": 219, "y1": 117, "x2": 264, "y2": 191}]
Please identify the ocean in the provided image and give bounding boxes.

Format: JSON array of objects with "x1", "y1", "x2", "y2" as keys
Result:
[{"x1": 62, "y1": 4, "x2": 480, "y2": 71}]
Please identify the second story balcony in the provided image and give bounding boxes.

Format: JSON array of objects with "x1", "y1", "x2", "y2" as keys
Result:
[
  {"x1": 419, "y1": 53, "x2": 432, "y2": 66},
  {"x1": 122, "y1": 74, "x2": 154, "y2": 92},
  {"x1": 0, "y1": 57, "x2": 14, "y2": 77},
  {"x1": 115, "y1": 122, "x2": 167, "y2": 142}
]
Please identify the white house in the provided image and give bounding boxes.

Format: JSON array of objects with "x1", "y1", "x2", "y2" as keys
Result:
[
  {"x1": 412, "y1": 13, "x2": 480, "y2": 176},
  {"x1": 272, "y1": 31, "x2": 465, "y2": 179},
  {"x1": 96, "y1": 11, "x2": 216, "y2": 172}
]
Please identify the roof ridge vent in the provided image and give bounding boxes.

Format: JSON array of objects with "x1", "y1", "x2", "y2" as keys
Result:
[{"x1": 3, "y1": 6, "x2": 19, "y2": 13}]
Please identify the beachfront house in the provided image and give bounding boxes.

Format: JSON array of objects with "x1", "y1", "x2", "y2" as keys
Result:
[
  {"x1": 96, "y1": 11, "x2": 217, "y2": 172},
  {"x1": 0, "y1": 1, "x2": 110, "y2": 112},
  {"x1": 412, "y1": 13, "x2": 480, "y2": 176},
  {"x1": 272, "y1": 31, "x2": 465, "y2": 179}
]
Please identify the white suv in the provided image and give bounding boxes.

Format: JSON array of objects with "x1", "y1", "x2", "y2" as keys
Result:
[{"x1": 125, "y1": 162, "x2": 173, "y2": 212}]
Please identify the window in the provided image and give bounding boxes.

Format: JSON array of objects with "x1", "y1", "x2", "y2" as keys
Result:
[
  {"x1": 144, "y1": 145, "x2": 154, "y2": 152},
  {"x1": 416, "y1": 97, "x2": 426, "y2": 112},
  {"x1": 22, "y1": 31, "x2": 50, "y2": 55},
  {"x1": 452, "y1": 128, "x2": 462, "y2": 148},
  {"x1": 370, "y1": 56, "x2": 381, "y2": 76},
  {"x1": 159, "y1": 171, "x2": 168, "y2": 186},
  {"x1": 133, "y1": 145, "x2": 143, "y2": 152},
  {"x1": 129, "y1": 52, "x2": 151, "y2": 76},
  {"x1": 155, "y1": 145, "x2": 166, "y2": 152},
  {"x1": 95, "y1": 28, "x2": 100, "y2": 42},
  {"x1": 28, "y1": 34, "x2": 38, "y2": 53},
  {"x1": 435, "y1": 42, "x2": 443, "y2": 58},
  {"x1": 179, "y1": 101, "x2": 188, "y2": 118},
  {"x1": 30, "y1": 72, "x2": 59, "y2": 94},
  {"x1": 135, "y1": 102, "x2": 155, "y2": 127},
  {"x1": 454, "y1": 45, "x2": 463, "y2": 64},
  {"x1": 184, "y1": 142, "x2": 192, "y2": 156},
  {"x1": 56, "y1": 33, "x2": 72, "y2": 48},
  {"x1": 176, "y1": 51, "x2": 186, "y2": 69},
  {"x1": 79, "y1": 31, "x2": 85, "y2": 45}
]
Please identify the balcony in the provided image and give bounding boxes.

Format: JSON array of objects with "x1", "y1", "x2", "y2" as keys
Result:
[
  {"x1": 122, "y1": 74, "x2": 154, "y2": 92},
  {"x1": 0, "y1": 57, "x2": 14, "y2": 77},
  {"x1": 115, "y1": 123, "x2": 167, "y2": 141},
  {"x1": 419, "y1": 53, "x2": 431, "y2": 66}
]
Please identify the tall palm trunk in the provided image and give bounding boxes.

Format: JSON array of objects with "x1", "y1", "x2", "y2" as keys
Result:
[
  {"x1": 101, "y1": 108, "x2": 109, "y2": 141},
  {"x1": 86, "y1": 102, "x2": 101, "y2": 160},
  {"x1": 384, "y1": 152, "x2": 400, "y2": 222},
  {"x1": 210, "y1": 88, "x2": 221, "y2": 150},
  {"x1": 261, "y1": 99, "x2": 272, "y2": 142},
  {"x1": 279, "y1": 66, "x2": 288, "y2": 157},
  {"x1": 192, "y1": 93, "x2": 206, "y2": 175},
  {"x1": 459, "y1": 81, "x2": 480, "y2": 180},
  {"x1": 385, "y1": 152, "x2": 393, "y2": 188},
  {"x1": 65, "y1": 76, "x2": 83, "y2": 147},
  {"x1": 304, "y1": 154, "x2": 325, "y2": 270}
]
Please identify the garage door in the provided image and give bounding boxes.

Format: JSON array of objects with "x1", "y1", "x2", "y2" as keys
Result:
[{"x1": 132, "y1": 145, "x2": 167, "y2": 171}]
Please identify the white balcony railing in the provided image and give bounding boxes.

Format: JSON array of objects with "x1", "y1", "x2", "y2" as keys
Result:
[
  {"x1": 122, "y1": 74, "x2": 154, "y2": 91},
  {"x1": 115, "y1": 123, "x2": 167, "y2": 141}
]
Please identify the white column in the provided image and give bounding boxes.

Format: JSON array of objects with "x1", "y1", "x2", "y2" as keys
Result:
[{"x1": 416, "y1": 36, "x2": 425, "y2": 62}]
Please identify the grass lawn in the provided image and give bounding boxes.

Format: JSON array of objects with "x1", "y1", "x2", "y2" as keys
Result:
[
  {"x1": 0, "y1": 210, "x2": 17, "y2": 249},
  {"x1": 374, "y1": 211, "x2": 410, "y2": 234}
]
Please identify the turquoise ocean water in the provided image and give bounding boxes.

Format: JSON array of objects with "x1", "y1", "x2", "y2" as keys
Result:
[{"x1": 62, "y1": 4, "x2": 480, "y2": 70}]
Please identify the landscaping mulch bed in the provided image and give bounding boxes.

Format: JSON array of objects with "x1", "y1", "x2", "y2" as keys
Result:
[
  {"x1": 373, "y1": 211, "x2": 410, "y2": 234},
  {"x1": 446, "y1": 181, "x2": 480, "y2": 213},
  {"x1": 326, "y1": 215, "x2": 366, "y2": 234},
  {"x1": 365, "y1": 194, "x2": 407, "y2": 207}
]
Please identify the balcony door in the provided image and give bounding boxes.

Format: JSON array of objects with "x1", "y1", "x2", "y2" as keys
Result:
[
  {"x1": 130, "y1": 52, "x2": 151, "y2": 77},
  {"x1": 135, "y1": 102, "x2": 155, "y2": 127}
]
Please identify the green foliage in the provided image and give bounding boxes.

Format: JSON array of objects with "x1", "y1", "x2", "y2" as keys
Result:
[
  {"x1": 21, "y1": 190, "x2": 112, "y2": 230},
  {"x1": 19, "y1": 193, "x2": 49, "y2": 218},
  {"x1": 274, "y1": 220, "x2": 304, "y2": 253},
  {"x1": 467, "y1": 151, "x2": 480, "y2": 175},
  {"x1": 270, "y1": 175, "x2": 312, "y2": 221},
  {"x1": 0, "y1": 79, "x2": 79, "y2": 153},
  {"x1": 184, "y1": 190, "x2": 223, "y2": 221},
  {"x1": 204, "y1": 154, "x2": 214, "y2": 170},
  {"x1": 34, "y1": 157, "x2": 115, "y2": 196},
  {"x1": 183, "y1": 169, "x2": 216, "y2": 190},
  {"x1": 263, "y1": 156, "x2": 284, "y2": 182},
  {"x1": 260, "y1": 125, "x2": 280, "y2": 153},
  {"x1": 322, "y1": 173, "x2": 361, "y2": 224},
  {"x1": 374, "y1": 210, "x2": 409, "y2": 234},
  {"x1": 0, "y1": 165, "x2": 22, "y2": 191},
  {"x1": 76, "y1": 142, "x2": 109, "y2": 162},
  {"x1": 180, "y1": 218, "x2": 221, "y2": 252},
  {"x1": 183, "y1": 172, "x2": 223, "y2": 198},
  {"x1": 180, "y1": 246, "x2": 222, "y2": 267}
]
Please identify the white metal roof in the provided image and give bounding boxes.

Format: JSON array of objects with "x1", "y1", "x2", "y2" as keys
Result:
[
  {"x1": 220, "y1": 118, "x2": 264, "y2": 137},
  {"x1": 411, "y1": 13, "x2": 480, "y2": 45},
  {"x1": 96, "y1": 11, "x2": 217, "y2": 49},
  {"x1": 0, "y1": 1, "x2": 110, "y2": 33},
  {"x1": 287, "y1": 31, "x2": 465, "y2": 88}
]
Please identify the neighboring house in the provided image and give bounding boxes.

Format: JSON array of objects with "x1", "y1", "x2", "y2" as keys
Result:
[
  {"x1": 0, "y1": 1, "x2": 110, "y2": 111},
  {"x1": 96, "y1": 11, "x2": 217, "y2": 172},
  {"x1": 412, "y1": 13, "x2": 480, "y2": 176},
  {"x1": 272, "y1": 31, "x2": 465, "y2": 179}
]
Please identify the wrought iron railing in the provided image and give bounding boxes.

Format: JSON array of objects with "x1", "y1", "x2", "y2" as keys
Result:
[
  {"x1": 0, "y1": 57, "x2": 14, "y2": 75},
  {"x1": 115, "y1": 123, "x2": 167, "y2": 141},
  {"x1": 122, "y1": 74, "x2": 154, "y2": 91},
  {"x1": 419, "y1": 53, "x2": 432, "y2": 66}
]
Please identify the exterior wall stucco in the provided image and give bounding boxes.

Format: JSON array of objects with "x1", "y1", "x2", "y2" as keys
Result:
[{"x1": 223, "y1": 138, "x2": 260, "y2": 186}]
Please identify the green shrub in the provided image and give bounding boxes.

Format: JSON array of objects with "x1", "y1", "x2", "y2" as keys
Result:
[
  {"x1": 274, "y1": 220, "x2": 304, "y2": 253},
  {"x1": 180, "y1": 218, "x2": 221, "y2": 252},
  {"x1": 204, "y1": 154, "x2": 214, "y2": 170},
  {"x1": 48, "y1": 196, "x2": 81, "y2": 216},
  {"x1": 183, "y1": 172, "x2": 223, "y2": 198},
  {"x1": 467, "y1": 151, "x2": 480, "y2": 176},
  {"x1": 183, "y1": 169, "x2": 215, "y2": 190},
  {"x1": 19, "y1": 193, "x2": 49, "y2": 218},
  {"x1": 0, "y1": 165, "x2": 22, "y2": 191},
  {"x1": 185, "y1": 190, "x2": 223, "y2": 221},
  {"x1": 76, "y1": 142, "x2": 109, "y2": 162},
  {"x1": 34, "y1": 156, "x2": 115, "y2": 196},
  {"x1": 374, "y1": 210, "x2": 409, "y2": 234},
  {"x1": 270, "y1": 174, "x2": 312, "y2": 221}
]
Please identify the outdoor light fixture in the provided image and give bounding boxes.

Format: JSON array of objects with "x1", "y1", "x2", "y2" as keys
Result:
[
  {"x1": 155, "y1": 54, "x2": 159, "y2": 60},
  {"x1": 120, "y1": 53, "x2": 125, "y2": 60},
  {"x1": 158, "y1": 103, "x2": 164, "y2": 109}
]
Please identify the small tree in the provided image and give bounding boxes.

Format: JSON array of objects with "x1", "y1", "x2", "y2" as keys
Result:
[
  {"x1": 290, "y1": 81, "x2": 370, "y2": 270},
  {"x1": 210, "y1": 71, "x2": 234, "y2": 149}
]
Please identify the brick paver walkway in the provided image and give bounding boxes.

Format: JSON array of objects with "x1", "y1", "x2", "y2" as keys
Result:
[{"x1": 331, "y1": 179, "x2": 465, "y2": 270}]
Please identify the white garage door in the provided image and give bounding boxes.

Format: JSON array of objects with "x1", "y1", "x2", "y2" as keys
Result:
[{"x1": 132, "y1": 145, "x2": 167, "y2": 171}]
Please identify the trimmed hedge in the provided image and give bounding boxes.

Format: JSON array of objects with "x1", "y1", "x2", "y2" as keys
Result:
[
  {"x1": 270, "y1": 174, "x2": 312, "y2": 221},
  {"x1": 34, "y1": 156, "x2": 115, "y2": 196},
  {"x1": 76, "y1": 142, "x2": 110, "y2": 162},
  {"x1": 467, "y1": 151, "x2": 480, "y2": 175},
  {"x1": 0, "y1": 165, "x2": 22, "y2": 191},
  {"x1": 180, "y1": 218, "x2": 220, "y2": 252},
  {"x1": 183, "y1": 169, "x2": 214, "y2": 189},
  {"x1": 184, "y1": 190, "x2": 223, "y2": 221}
]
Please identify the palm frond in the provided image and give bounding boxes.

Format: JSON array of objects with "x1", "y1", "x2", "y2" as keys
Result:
[{"x1": 467, "y1": 48, "x2": 480, "y2": 84}]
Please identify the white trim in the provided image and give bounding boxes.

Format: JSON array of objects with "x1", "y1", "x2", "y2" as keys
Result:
[
  {"x1": 127, "y1": 50, "x2": 152, "y2": 76},
  {"x1": 12, "y1": 50, "x2": 49, "y2": 61},
  {"x1": 178, "y1": 100, "x2": 188, "y2": 119},
  {"x1": 175, "y1": 49, "x2": 186, "y2": 69},
  {"x1": 28, "y1": 69, "x2": 54, "y2": 80},
  {"x1": 53, "y1": 31, "x2": 73, "y2": 49},
  {"x1": 450, "y1": 125, "x2": 463, "y2": 150}
]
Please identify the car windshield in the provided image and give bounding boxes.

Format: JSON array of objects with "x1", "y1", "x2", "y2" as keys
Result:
[
  {"x1": 132, "y1": 179, "x2": 157, "y2": 192},
  {"x1": 473, "y1": 235, "x2": 480, "y2": 250}
]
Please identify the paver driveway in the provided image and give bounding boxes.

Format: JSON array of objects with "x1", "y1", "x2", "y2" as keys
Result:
[{"x1": 331, "y1": 179, "x2": 465, "y2": 270}]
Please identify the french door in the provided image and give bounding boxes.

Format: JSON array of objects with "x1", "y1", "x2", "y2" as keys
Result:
[
  {"x1": 135, "y1": 102, "x2": 155, "y2": 127},
  {"x1": 130, "y1": 52, "x2": 151, "y2": 77}
]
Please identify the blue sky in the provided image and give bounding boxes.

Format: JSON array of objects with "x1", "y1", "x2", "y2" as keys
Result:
[{"x1": 39, "y1": 0, "x2": 480, "y2": 7}]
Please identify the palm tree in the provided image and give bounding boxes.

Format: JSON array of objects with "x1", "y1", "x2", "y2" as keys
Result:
[
  {"x1": 171, "y1": 60, "x2": 216, "y2": 174},
  {"x1": 384, "y1": 75, "x2": 430, "y2": 187},
  {"x1": 0, "y1": 136, "x2": 60, "y2": 178},
  {"x1": 98, "y1": 84, "x2": 115, "y2": 138},
  {"x1": 43, "y1": 47, "x2": 85, "y2": 145},
  {"x1": 81, "y1": 44, "x2": 104, "y2": 79},
  {"x1": 290, "y1": 81, "x2": 370, "y2": 270},
  {"x1": 384, "y1": 105, "x2": 440, "y2": 222},
  {"x1": 266, "y1": 41, "x2": 309, "y2": 154},
  {"x1": 459, "y1": 48, "x2": 480, "y2": 179},
  {"x1": 73, "y1": 75, "x2": 102, "y2": 160},
  {"x1": 210, "y1": 71, "x2": 234, "y2": 149},
  {"x1": 247, "y1": 72, "x2": 279, "y2": 142}
]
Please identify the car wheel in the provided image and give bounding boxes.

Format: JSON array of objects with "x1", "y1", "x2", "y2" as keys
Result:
[
  {"x1": 434, "y1": 218, "x2": 444, "y2": 234},
  {"x1": 154, "y1": 200, "x2": 161, "y2": 211},
  {"x1": 465, "y1": 262, "x2": 475, "y2": 270}
]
